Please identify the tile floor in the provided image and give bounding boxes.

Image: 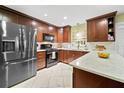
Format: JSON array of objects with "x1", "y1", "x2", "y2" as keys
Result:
[{"x1": 12, "y1": 63, "x2": 73, "y2": 88}]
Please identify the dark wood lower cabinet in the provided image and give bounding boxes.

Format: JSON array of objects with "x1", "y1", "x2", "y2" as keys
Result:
[
  {"x1": 73, "y1": 67, "x2": 124, "y2": 88},
  {"x1": 37, "y1": 51, "x2": 46, "y2": 70},
  {"x1": 58, "y1": 50, "x2": 88, "y2": 64}
]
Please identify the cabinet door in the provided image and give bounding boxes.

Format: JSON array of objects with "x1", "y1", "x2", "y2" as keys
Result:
[
  {"x1": 36, "y1": 24, "x2": 49, "y2": 42},
  {"x1": 0, "y1": 9, "x2": 3, "y2": 20},
  {"x1": 96, "y1": 18, "x2": 108, "y2": 41},
  {"x1": 63, "y1": 26, "x2": 71, "y2": 43},
  {"x1": 68, "y1": 51, "x2": 73, "y2": 62},
  {"x1": 63, "y1": 50, "x2": 70, "y2": 63},
  {"x1": 48, "y1": 27, "x2": 58, "y2": 42},
  {"x1": 18, "y1": 15, "x2": 32, "y2": 26},
  {"x1": 1, "y1": 9, "x2": 18, "y2": 23},
  {"x1": 58, "y1": 50, "x2": 64, "y2": 62},
  {"x1": 57, "y1": 28, "x2": 63, "y2": 43},
  {"x1": 37, "y1": 51, "x2": 46, "y2": 70},
  {"x1": 87, "y1": 20, "x2": 97, "y2": 42}
]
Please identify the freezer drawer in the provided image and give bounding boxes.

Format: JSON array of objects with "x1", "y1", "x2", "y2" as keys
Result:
[
  {"x1": 7, "y1": 60, "x2": 29, "y2": 87},
  {"x1": 0, "y1": 65, "x2": 6, "y2": 88},
  {"x1": 28, "y1": 58, "x2": 37, "y2": 78}
]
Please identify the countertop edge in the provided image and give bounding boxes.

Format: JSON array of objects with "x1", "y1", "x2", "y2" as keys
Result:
[{"x1": 69, "y1": 63, "x2": 124, "y2": 83}]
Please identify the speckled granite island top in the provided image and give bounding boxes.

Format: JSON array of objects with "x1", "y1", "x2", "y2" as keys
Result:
[{"x1": 69, "y1": 50, "x2": 124, "y2": 83}]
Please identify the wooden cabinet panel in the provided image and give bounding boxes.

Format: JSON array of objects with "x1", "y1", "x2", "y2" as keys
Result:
[
  {"x1": 63, "y1": 26, "x2": 71, "y2": 43},
  {"x1": 63, "y1": 50, "x2": 69, "y2": 63},
  {"x1": 73, "y1": 67, "x2": 124, "y2": 88},
  {"x1": 48, "y1": 26, "x2": 58, "y2": 42},
  {"x1": 59, "y1": 50, "x2": 88, "y2": 64},
  {"x1": 58, "y1": 50, "x2": 64, "y2": 62},
  {"x1": 0, "y1": 9, "x2": 18, "y2": 23},
  {"x1": 87, "y1": 20, "x2": 97, "y2": 42},
  {"x1": 87, "y1": 11, "x2": 116, "y2": 42},
  {"x1": 36, "y1": 24, "x2": 49, "y2": 42},
  {"x1": 0, "y1": 9, "x2": 3, "y2": 20},
  {"x1": 96, "y1": 18, "x2": 108, "y2": 41},
  {"x1": 37, "y1": 51, "x2": 46, "y2": 70},
  {"x1": 18, "y1": 15, "x2": 32, "y2": 26},
  {"x1": 57, "y1": 28, "x2": 63, "y2": 43}
]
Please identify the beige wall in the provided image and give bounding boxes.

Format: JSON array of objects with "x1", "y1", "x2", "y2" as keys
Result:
[
  {"x1": 116, "y1": 13, "x2": 124, "y2": 23},
  {"x1": 71, "y1": 23, "x2": 87, "y2": 43}
]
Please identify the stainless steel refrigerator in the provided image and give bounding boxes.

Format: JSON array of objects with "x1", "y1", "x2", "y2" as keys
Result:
[{"x1": 0, "y1": 21, "x2": 37, "y2": 87}]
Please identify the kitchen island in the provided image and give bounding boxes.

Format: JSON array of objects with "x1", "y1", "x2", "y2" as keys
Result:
[{"x1": 69, "y1": 50, "x2": 124, "y2": 88}]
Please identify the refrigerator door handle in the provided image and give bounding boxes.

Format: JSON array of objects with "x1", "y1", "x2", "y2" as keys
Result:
[
  {"x1": 15, "y1": 36, "x2": 19, "y2": 52},
  {"x1": 32, "y1": 29, "x2": 37, "y2": 57},
  {"x1": 28, "y1": 32, "x2": 31, "y2": 58},
  {"x1": 1, "y1": 21, "x2": 7, "y2": 37},
  {"x1": 22, "y1": 28, "x2": 27, "y2": 58},
  {"x1": 19, "y1": 28, "x2": 22, "y2": 55}
]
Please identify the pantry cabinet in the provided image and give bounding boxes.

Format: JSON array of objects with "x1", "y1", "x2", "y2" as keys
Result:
[{"x1": 87, "y1": 11, "x2": 117, "y2": 42}]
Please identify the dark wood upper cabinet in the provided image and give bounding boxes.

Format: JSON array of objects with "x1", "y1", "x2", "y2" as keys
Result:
[
  {"x1": 0, "y1": 9, "x2": 18, "y2": 23},
  {"x1": 57, "y1": 28, "x2": 64, "y2": 43},
  {"x1": 36, "y1": 24, "x2": 48, "y2": 42},
  {"x1": 0, "y1": 9, "x2": 2, "y2": 20},
  {"x1": 87, "y1": 20, "x2": 97, "y2": 42},
  {"x1": 18, "y1": 15, "x2": 33, "y2": 26},
  {"x1": 96, "y1": 18, "x2": 108, "y2": 41},
  {"x1": 0, "y1": 6, "x2": 71, "y2": 43},
  {"x1": 48, "y1": 26, "x2": 58, "y2": 42},
  {"x1": 87, "y1": 11, "x2": 117, "y2": 42},
  {"x1": 63, "y1": 26, "x2": 71, "y2": 43}
]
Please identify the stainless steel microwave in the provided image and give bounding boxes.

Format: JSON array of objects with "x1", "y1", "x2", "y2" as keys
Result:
[{"x1": 43, "y1": 33, "x2": 54, "y2": 42}]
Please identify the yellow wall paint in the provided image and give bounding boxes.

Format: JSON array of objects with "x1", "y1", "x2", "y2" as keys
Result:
[
  {"x1": 116, "y1": 13, "x2": 124, "y2": 23},
  {"x1": 71, "y1": 23, "x2": 87, "y2": 42}
]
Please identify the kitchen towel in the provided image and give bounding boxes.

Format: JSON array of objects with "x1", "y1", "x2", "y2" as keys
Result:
[{"x1": 52, "y1": 52, "x2": 56, "y2": 59}]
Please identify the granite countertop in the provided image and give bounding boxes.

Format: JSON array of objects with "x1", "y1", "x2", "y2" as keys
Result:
[
  {"x1": 57, "y1": 48, "x2": 91, "y2": 52},
  {"x1": 69, "y1": 50, "x2": 124, "y2": 83},
  {"x1": 37, "y1": 48, "x2": 91, "y2": 52}
]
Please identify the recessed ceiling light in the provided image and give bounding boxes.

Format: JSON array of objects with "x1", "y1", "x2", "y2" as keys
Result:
[
  {"x1": 48, "y1": 26, "x2": 53, "y2": 30},
  {"x1": 60, "y1": 28, "x2": 63, "y2": 31},
  {"x1": 44, "y1": 13, "x2": 48, "y2": 17},
  {"x1": 32, "y1": 21, "x2": 36, "y2": 25},
  {"x1": 63, "y1": 16, "x2": 67, "y2": 20}
]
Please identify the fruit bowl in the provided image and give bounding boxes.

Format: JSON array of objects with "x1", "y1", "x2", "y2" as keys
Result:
[{"x1": 97, "y1": 52, "x2": 110, "y2": 58}]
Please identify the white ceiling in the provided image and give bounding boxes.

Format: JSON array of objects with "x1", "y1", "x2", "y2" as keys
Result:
[{"x1": 6, "y1": 5, "x2": 124, "y2": 26}]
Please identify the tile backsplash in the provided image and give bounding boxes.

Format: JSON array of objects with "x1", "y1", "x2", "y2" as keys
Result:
[
  {"x1": 52, "y1": 42, "x2": 115, "y2": 50},
  {"x1": 37, "y1": 42, "x2": 115, "y2": 51}
]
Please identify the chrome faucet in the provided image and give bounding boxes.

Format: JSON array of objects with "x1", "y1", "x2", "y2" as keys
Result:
[{"x1": 77, "y1": 41, "x2": 80, "y2": 49}]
